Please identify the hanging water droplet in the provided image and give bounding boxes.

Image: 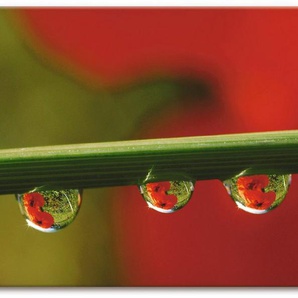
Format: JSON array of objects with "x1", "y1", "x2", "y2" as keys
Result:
[
  {"x1": 139, "y1": 180, "x2": 194, "y2": 213},
  {"x1": 223, "y1": 174, "x2": 291, "y2": 214},
  {"x1": 16, "y1": 188, "x2": 82, "y2": 232}
]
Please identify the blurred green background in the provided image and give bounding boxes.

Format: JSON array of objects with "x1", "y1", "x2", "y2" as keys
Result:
[
  {"x1": 0, "y1": 9, "x2": 208, "y2": 286},
  {"x1": 0, "y1": 10, "x2": 121, "y2": 286}
]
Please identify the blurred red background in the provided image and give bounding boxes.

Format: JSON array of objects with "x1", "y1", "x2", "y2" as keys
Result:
[{"x1": 15, "y1": 8, "x2": 298, "y2": 286}]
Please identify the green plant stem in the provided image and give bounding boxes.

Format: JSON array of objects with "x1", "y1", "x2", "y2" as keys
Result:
[{"x1": 0, "y1": 130, "x2": 298, "y2": 195}]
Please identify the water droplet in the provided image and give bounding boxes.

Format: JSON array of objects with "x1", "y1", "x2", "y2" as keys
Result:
[
  {"x1": 16, "y1": 189, "x2": 82, "y2": 232},
  {"x1": 223, "y1": 174, "x2": 291, "y2": 214},
  {"x1": 139, "y1": 180, "x2": 194, "y2": 213}
]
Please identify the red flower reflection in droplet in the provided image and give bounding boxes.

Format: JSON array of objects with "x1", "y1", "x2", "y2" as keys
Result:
[
  {"x1": 23, "y1": 192, "x2": 54, "y2": 229},
  {"x1": 23, "y1": 192, "x2": 45, "y2": 208},
  {"x1": 34, "y1": 211, "x2": 54, "y2": 229},
  {"x1": 26, "y1": 206, "x2": 54, "y2": 229},
  {"x1": 146, "y1": 181, "x2": 178, "y2": 210},
  {"x1": 237, "y1": 175, "x2": 276, "y2": 210}
]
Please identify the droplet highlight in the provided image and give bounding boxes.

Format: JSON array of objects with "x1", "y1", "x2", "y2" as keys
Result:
[
  {"x1": 140, "y1": 180, "x2": 194, "y2": 213},
  {"x1": 224, "y1": 174, "x2": 291, "y2": 214},
  {"x1": 17, "y1": 189, "x2": 82, "y2": 232}
]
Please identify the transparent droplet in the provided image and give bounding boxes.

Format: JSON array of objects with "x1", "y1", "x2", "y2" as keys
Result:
[
  {"x1": 139, "y1": 180, "x2": 194, "y2": 213},
  {"x1": 223, "y1": 174, "x2": 291, "y2": 214},
  {"x1": 16, "y1": 188, "x2": 82, "y2": 232}
]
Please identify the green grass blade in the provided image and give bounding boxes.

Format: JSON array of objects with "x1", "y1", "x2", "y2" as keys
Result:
[{"x1": 0, "y1": 130, "x2": 298, "y2": 195}]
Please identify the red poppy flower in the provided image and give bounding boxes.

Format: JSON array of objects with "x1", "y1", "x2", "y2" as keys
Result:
[
  {"x1": 33, "y1": 211, "x2": 54, "y2": 229},
  {"x1": 237, "y1": 175, "x2": 276, "y2": 210},
  {"x1": 237, "y1": 175, "x2": 269, "y2": 192},
  {"x1": 146, "y1": 182, "x2": 171, "y2": 194},
  {"x1": 25, "y1": 205, "x2": 54, "y2": 229},
  {"x1": 152, "y1": 194, "x2": 178, "y2": 210},
  {"x1": 25, "y1": 206, "x2": 39, "y2": 220},
  {"x1": 23, "y1": 192, "x2": 45, "y2": 209},
  {"x1": 146, "y1": 182, "x2": 178, "y2": 210}
]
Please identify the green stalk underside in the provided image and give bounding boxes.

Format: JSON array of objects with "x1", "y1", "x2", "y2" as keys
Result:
[{"x1": 0, "y1": 130, "x2": 298, "y2": 195}]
